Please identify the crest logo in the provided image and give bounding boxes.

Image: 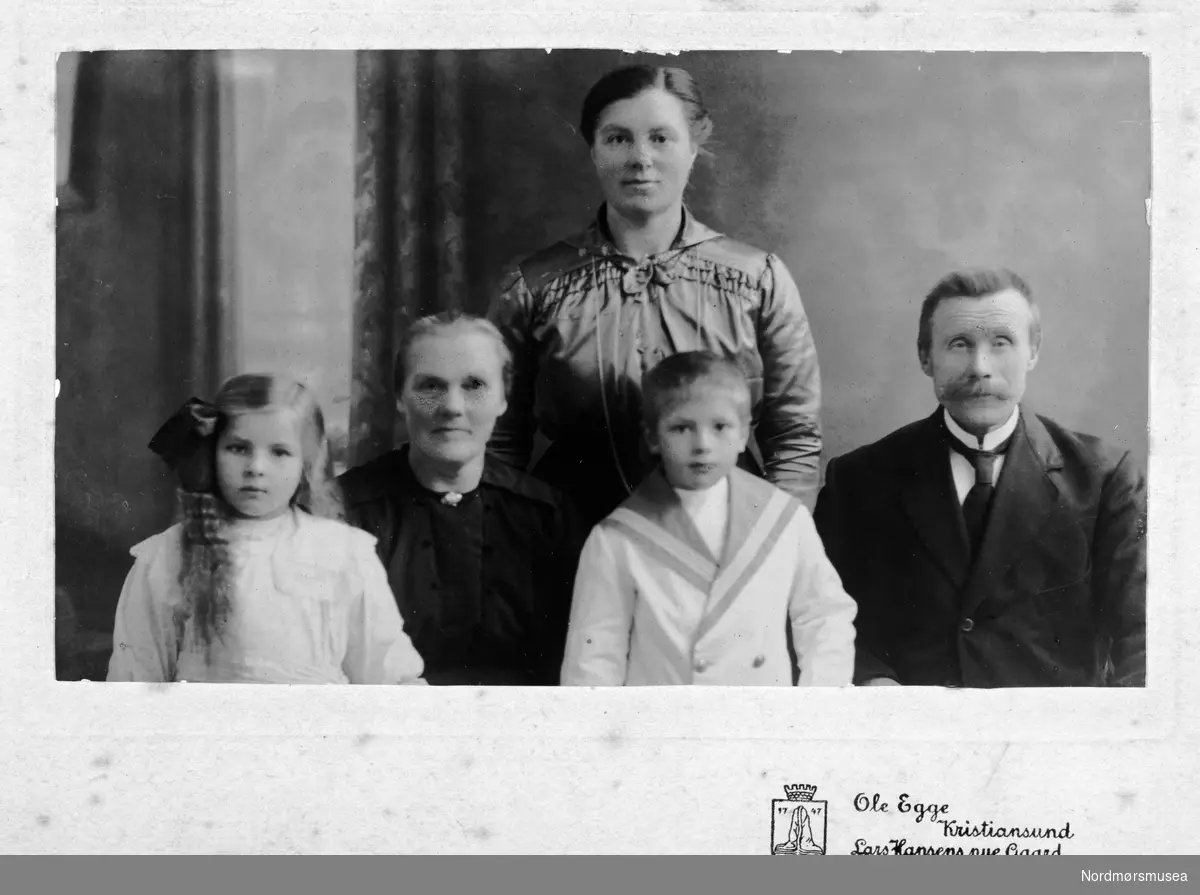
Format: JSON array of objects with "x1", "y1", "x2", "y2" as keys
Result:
[{"x1": 771, "y1": 784, "x2": 827, "y2": 855}]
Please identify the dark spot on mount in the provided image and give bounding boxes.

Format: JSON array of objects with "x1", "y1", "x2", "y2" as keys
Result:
[
  {"x1": 89, "y1": 794, "x2": 103, "y2": 806},
  {"x1": 602, "y1": 729, "x2": 624, "y2": 748},
  {"x1": 469, "y1": 825, "x2": 493, "y2": 841},
  {"x1": 36, "y1": 815, "x2": 51, "y2": 827},
  {"x1": 1111, "y1": 0, "x2": 1138, "y2": 14},
  {"x1": 355, "y1": 733, "x2": 374, "y2": 747},
  {"x1": 92, "y1": 754, "x2": 113, "y2": 769},
  {"x1": 856, "y1": 1, "x2": 881, "y2": 17}
]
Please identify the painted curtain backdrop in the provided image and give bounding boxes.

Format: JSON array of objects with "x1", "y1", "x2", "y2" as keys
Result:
[{"x1": 351, "y1": 51, "x2": 467, "y2": 465}]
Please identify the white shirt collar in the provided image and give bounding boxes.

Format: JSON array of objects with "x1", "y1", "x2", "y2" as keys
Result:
[
  {"x1": 943, "y1": 405, "x2": 1020, "y2": 451},
  {"x1": 672, "y1": 473, "x2": 730, "y2": 514}
]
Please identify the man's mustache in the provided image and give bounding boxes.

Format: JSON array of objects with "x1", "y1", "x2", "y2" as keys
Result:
[{"x1": 946, "y1": 381, "x2": 1009, "y2": 400}]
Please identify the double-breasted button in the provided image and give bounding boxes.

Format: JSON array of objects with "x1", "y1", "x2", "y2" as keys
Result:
[
  {"x1": 752, "y1": 655, "x2": 766, "y2": 668},
  {"x1": 694, "y1": 659, "x2": 709, "y2": 673},
  {"x1": 961, "y1": 618, "x2": 975, "y2": 633}
]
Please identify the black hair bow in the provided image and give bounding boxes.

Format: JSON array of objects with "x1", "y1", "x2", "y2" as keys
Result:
[{"x1": 148, "y1": 398, "x2": 222, "y2": 494}]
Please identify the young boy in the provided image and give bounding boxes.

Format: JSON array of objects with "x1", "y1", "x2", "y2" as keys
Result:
[{"x1": 560, "y1": 351, "x2": 857, "y2": 686}]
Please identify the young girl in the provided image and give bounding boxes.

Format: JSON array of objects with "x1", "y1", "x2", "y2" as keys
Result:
[{"x1": 107, "y1": 374, "x2": 426, "y2": 685}]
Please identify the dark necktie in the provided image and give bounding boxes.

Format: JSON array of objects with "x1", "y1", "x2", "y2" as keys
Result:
[{"x1": 944, "y1": 422, "x2": 1014, "y2": 553}]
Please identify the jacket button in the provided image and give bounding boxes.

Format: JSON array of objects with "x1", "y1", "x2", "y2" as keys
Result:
[
  {"x1": 752, "y1": 655, "x2": 765, "y2": 668},
  {"x1": 961, "y1": 618, "x2": 974, "y2": 633},
  {"x1": 694, "y1": 659, "x2": 709, "y2": 673}
]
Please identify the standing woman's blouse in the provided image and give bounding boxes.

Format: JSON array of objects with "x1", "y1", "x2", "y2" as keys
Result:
[
  {"x1": 106, "y1": 510, "x2": 426, "y2": 685},
  {"x1": 488, "y1": 207, "x2": 823, "y2": 523},
  {"x1": 338, "y1": 447, "x2": 587, "y2": 686}
]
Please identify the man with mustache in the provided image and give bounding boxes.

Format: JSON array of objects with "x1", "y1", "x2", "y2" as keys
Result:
[{"x1": 814, "y1": 268, "x2": 1146, "y2": 687}]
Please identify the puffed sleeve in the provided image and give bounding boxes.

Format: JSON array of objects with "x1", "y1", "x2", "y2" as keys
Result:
[
  {"x1": 107, "y1": 530, "x2": 185, "y2": 683},
  {"x1": 342, "y1": 530, "x2": 427, "y2": 685},
  {"x1": 560, "y1": 523, "x2": 634, "y2": 686},
  {"x1": 755, "y1": 254, "x2": 823, "y2": 511},
  {"x1": 787, "y1": 508, "x2": 857, "y2": 687},
  {"x1": 487, "y1": 266, "x2": 538, "y2": 471}
]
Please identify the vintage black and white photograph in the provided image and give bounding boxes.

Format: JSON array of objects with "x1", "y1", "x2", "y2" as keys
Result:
[{"x1": 54, "y1": 49, "x2": 1149, "y2": 690}]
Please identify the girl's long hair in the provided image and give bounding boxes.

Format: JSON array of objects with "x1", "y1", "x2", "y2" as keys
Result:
[{"x1": 178, "y1": 374, "x2": 343, "y2": 660}]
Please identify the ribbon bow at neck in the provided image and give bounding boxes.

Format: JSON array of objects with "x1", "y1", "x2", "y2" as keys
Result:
[
  {"x1": 620, "y1": 257, "x2": 678, "y2": 296},
  {"x1": 148, "y1": 398, "x2": 222, "y2": 493}
]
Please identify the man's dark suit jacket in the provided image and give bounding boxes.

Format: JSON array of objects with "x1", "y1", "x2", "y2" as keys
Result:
[{"x1": 813, "y1": 408, "x2": 1146, "y2": 688}]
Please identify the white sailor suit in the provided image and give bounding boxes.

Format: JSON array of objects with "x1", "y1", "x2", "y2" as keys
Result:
[{"x1": 561, "y1": 467, "x2": 857, "y2": 686}]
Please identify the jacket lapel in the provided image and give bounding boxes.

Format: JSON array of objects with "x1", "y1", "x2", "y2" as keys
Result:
[
  {"x1": 961, "y1": 410, "x2": 1063, "y2": 615},
  {"x1": 899, "y1": 410, "x2": 972, "y2": 589},
  {"x1": 696, "y1": 478, "x2": 799, "y2": 644},
  {"x1": 719, "y1": 467, "x2": 776, "y2": 568},
  {"x1": 622, "y1": 468, "x2": 720, "y2": 566}
]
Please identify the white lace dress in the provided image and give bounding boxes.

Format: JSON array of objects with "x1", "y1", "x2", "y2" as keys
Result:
[{"x1": 107, "y1": 509, "x2": 426, "y2": 685}]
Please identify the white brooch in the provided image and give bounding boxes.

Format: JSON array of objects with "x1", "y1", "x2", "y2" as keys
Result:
[{"x1": 440, "y1": 491, "x2": 464, "y2": 507}]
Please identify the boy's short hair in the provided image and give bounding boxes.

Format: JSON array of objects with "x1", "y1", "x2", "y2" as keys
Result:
[{"x1": 641, "y1": 351, "x2": 753, "y2": 430}]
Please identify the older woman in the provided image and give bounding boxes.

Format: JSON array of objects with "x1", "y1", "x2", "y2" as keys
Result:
[
  {"x1": 338, "y1": 313, "x2": 585, "y2": 686},
  {"x1": 489, "y1": 64, "x2": 823, "y2": 525}
]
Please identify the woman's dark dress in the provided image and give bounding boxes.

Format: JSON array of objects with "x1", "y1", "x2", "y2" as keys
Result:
[{"x1": 338, "y1": 446, "x2": 586, "y2": 686}]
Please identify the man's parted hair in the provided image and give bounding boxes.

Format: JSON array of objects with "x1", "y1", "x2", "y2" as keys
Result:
[
  {"x1": 641, "y1": 351, "x2": 752, "y2": 430},
  {"x1": 918, "y1": 267, "x2": 1041, "y2": 359}
]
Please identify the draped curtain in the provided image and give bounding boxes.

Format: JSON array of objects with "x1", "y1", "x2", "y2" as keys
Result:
[
  {"x1": 350, "y1": 51, "x2": 466, "y2": 465},
  {"x1": 56, "y1": 51, "x2": 222, "y2": 675}
]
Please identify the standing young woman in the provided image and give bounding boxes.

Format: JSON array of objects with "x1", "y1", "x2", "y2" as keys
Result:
[{"x1": 488, "y1": 64, "x2": 824, "y2": 525}]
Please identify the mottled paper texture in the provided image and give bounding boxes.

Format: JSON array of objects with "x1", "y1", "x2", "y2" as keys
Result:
[{"x1": 3, "y1": 0, "x2": 1197, "y2": 854}]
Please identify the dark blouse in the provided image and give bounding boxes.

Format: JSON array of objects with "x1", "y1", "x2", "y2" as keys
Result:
[
  {"x1": 488, "y1": 205, "x2": 823, "y2": 525},
  {"x1": 338, "y1": 447, "x2": 587, "y2": 686}
]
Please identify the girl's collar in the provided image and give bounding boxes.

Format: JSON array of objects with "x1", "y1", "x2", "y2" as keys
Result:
[{"x1": 226, "y1": 507, "x2": 297, "y2": 541}]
